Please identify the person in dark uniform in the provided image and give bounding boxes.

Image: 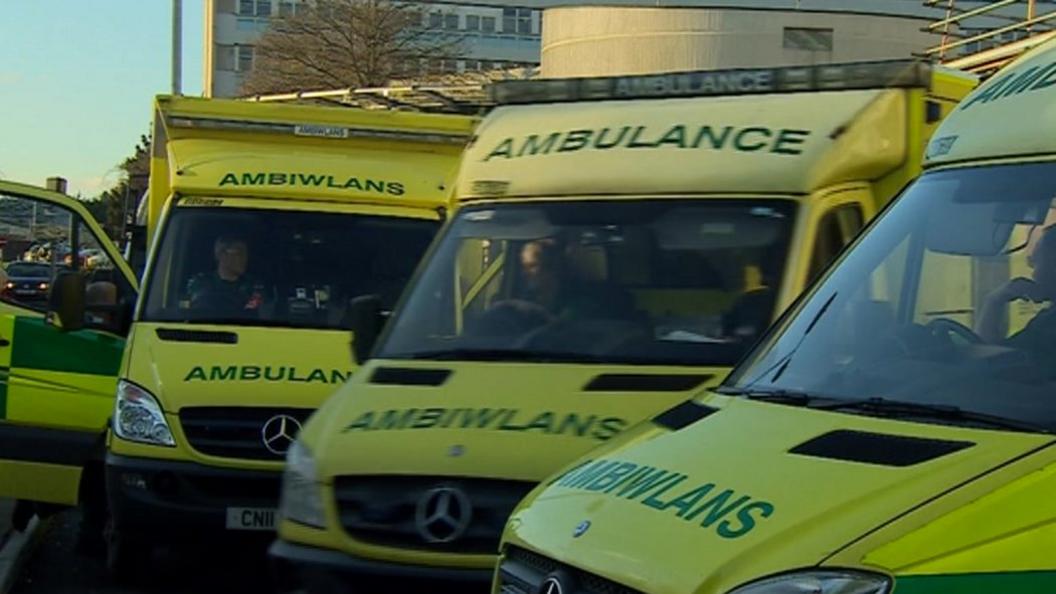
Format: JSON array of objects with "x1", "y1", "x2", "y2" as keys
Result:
[
  {"x1": 978, "y1": 225, "x2": 1056, "y2": 348},
  {"x1": 186, "y1": 235, "x2": 267, "y2": 316}
]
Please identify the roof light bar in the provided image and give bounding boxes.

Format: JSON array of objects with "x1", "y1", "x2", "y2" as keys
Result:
[
  {"x1": 490, "y1": 59, "x2": 932, "y2": 105},
  {"x1": 165, "y1": 116, "x2": 471, "y2": 144}
]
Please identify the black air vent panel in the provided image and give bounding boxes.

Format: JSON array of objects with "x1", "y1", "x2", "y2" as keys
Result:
[
  {"x1": 652, "y1": 400, "x2": 718, "y2": 430},
  {"x1": 790, "y1": 430, "x2": 974, "y2": 467},
  {"x1": 155, "y1": 328, "x2": 238, "y2": 344},
  {"x1": 584, "y1": 373, "x2": 713, "y2": 392},
  {"x1": 369, "y1": 367, "x2": 451, "y2": 386}
]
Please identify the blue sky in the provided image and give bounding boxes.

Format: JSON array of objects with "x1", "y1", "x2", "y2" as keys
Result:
[{"x1": 0, "y1": 1, "x2": 204, "y2": 198}]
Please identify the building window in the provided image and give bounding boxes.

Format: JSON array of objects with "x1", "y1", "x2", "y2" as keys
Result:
[
  {"x1": 518, "y1": 8, "x2": 533, "y2": 35},
  {"x1": 481, "y1": 16, "x2": 496, "y2": 33},
  {"x1": 239, "y1": 0, "x2": 255, "y2": 15},
  {"x1": 444, "y1": 13, "x2": 459, "y2": 30},
  {"x1": 216, "y1": 44, "x2": 237, "y2": 71},
  {"x1": 256, "y1": 0, "x2": 271, "y2": 16},
  {"x1": 237, "y1": 45, "x2": 255, "y2": 72},
  {"x1": 465, "y1": 14, "x2": 480, "y2": 31},
  {"x1": 502, "y1": 8, "x2": 516, "y2": 34},
  {"x1": 783, "y1": 27, "x2": 834, "y2": 51},
  {"x1": 429, "y1": 11, "x2": 442, "y2": 28}
]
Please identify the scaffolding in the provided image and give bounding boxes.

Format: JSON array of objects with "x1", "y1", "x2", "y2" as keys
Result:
[
  {"x1": 241, "y1": 67, "x2": 538, "y2": 114},
  {"x1": 924, "y1": 0, "x2": 1056, "y2": 77}
]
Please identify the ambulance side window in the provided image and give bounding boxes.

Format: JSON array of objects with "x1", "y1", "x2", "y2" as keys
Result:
[
  {"x1": 0, "y1": 192, "x2": 74, "y2": 313},
  {"x1": 809, "y1": 204, "x2": 864, "y2": 283},
  {"x1": 77, "y1": 221, "x2": 134, "y2": 331}
]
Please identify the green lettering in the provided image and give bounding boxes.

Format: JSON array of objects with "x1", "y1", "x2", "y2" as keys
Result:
[
  {"x1": 184, "y1": 366, "x2": 207, "y2": 381},
  {"x1": 485, "y1": 138, "x2": 515, "y2": 161},
  {"x1": 558, "y1": 130, "x2": 593, "y2": 153},
  {"x1": 1030, "y1": 60, "x2": 1056, "y2": 90},
  {"x1": 330, "y1": 370, "x2": 354, "y2": 384},
  {"x1": 387, "y1": 182, "x2": 405, "y2": 196},
  {"x1": 365, "y1": 179, "x2": 386, "y2": 193},
  {"x1": 656, "y1": 125, "x2": 687, "y2": 148},
  {"x1": 497, "y1": 409, "x2": 523, "y2": 430},
  {"x1": 264, "y1": 366, "x2": 287, "y2": 381},
  {"x1": 306, "y1": 368, "x2": 328, "y2": 383},
  {"x1": 343, "y1": 411, "x2": 375, "y2": 432},
  {"x1": 219, "y1": 173, "x2": 239, "y2": 186},
  {"x1": 413, "y1": 407, "x2": 446, "y2": 429},
  {"x1": 733, "y1": 127, "x2": 771, "y2": 152},
  {"x1": 377, "y1": 409, "x2": 418, "y2": 430},
  {"x1": 962, "y1": 73, "x2": 1014, "y2": 109},
  {"x1": 692, "y1": 126, "x2": 732, "y2": 149},
  {"x1": 565, "y1": 460, "x2": 620, "y2": 489},
  {"x1": 684, "y1": 489, "x2": 751, "y2": 526},
  {"x1": 661, "y1": 483, "x2": 715, "y2": 517},
  {"x1": 521, "y1": 411, "x2": 556, "y2": 434},
  {"x1": 288, "y1": 367, "x2": 309, "y2": 382},
  {"x1": 241, "y1": 173, "x2": 266, "y2": 185},
  {"x1": 641, "y1": 475, "x2": 689, "y2": 508},
  {"x1": 518, "y1": 133, "x2": 561, "y2": 157},
  {"x1": 209, "y1": 366, "x2": 237, "y2": 381},
  {"x1": 344, "y1": 177, "x2": 363, "y2": 190},
  {"x1": 327, "y1": 175, "x2": 343, "y2": 188},
  {"x1": 239, "y1": 366, "x2": 261, "y2": 381},
  {"x1": 594, "y1": 126, "x2": 631, "y2": 149},
  {"x1": 438, "y1": 408, "x2": 461, "y2": 428},
  {"x1": 459, "y1": 408, "x2": 507, "y2": 429},
  {"x1": 615, "y1": 467, "x2": 673, "y2": 498},
  {"x1": 558, "y1": 413, "x2": 595, "y2": 437},
  {"x1": 998, "y1": 64, "x2": 1048, "y2": 98},
  {"x1": 297, "y1": 173, "x2": 326, "y2": 186},
  {"x1": 547, "y1": 458, "x2": 594, "y2": 487},
  {"x1": 717, "y1": 501, "x2": 774, "y2": 539},
  {"x1": 268, "y1": 173, "x2": 287, "y2": 185},
  {"x1": 586, "y1": 462, "x2": 637, "y2": 492},
  {"x1": 627, "y1": 126, "x2": 657, "y2": 148},
  {"x1": 771, "y1": 129, "x2": 810, "y2": 155},
  {"x1": 592, "y1": 417, "x2": 627, "y2": 441}
]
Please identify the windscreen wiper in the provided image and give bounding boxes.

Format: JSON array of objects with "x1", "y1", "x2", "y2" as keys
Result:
[
  {"x1": 713, "y1": 386, "x2": 831, "y2": 407},
  {"x1": 812, "y1": 397, "x2": 1052, "y2": 434}
]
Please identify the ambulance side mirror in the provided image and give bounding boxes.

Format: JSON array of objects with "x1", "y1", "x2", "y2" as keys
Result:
[
  {"x1": 47, "y1": 272, "x2": 86, "y2": 333},
  {"x1": 348, "y1": 294, "x2": 385, "y2": 365}
]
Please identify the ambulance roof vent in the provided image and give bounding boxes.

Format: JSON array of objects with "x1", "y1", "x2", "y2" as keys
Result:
[
  {"x1": 490, "y1": 59, "x2": 931, "y2": 106},
  {"x1": 789, "y1": 430, "x2": 974, "y2": 467},
  {"x1": 583, "y1": 373, "x2": 714, "y2": 392},
  {"x1": 155, "y1": 328, "x2": 238, "y2": 344},
  {"x1": 652, "y1": 400, "x2": 719, "y2": 431}
]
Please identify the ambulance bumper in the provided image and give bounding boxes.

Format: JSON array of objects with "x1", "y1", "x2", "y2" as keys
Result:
[
  {"x1": 269, "y1": 539, "x2": 493, "y2": 594},
  {"x1": 105, "y1": 452, "x2": 282, "y2": 541}
]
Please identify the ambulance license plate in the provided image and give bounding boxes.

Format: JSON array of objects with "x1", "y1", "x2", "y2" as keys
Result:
[{"x1": 225, "y1": 507, "x2": 276, "y2": 531}]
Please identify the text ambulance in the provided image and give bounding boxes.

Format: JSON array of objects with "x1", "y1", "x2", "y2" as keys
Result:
[
  {"x1": 494, "y1": 41, "x2": 1056, "y2": 594},
  {"x1": 268, "y1": 60, "x2": 975, "y2": 588},
  {"x1": 0, "y1": 96, "x2": 476, "y2": 575}
]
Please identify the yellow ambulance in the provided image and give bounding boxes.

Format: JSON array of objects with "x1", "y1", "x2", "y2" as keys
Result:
[
  {"x1": 0, "y1": 96, "x2": 476, "y2": 574},
  {"x1": 270, "y1": 60, "x2": 975, "y2": 589},
  {"x1": 494, "y1": 43, "x2": 1056, "y2": 594}
]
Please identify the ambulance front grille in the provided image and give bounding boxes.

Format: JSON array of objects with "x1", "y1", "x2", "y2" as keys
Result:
[
  {"x1": 179, "y1": 407, "x2": 315, "y2": 461},
  {"x1": 498, "y1": 546, "x2": 642, "y2": 594},
  {"x1": 332, "y1": 476, "x2": 535, "y2": 554}
]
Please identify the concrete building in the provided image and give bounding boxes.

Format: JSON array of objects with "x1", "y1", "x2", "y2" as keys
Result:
[{"x1": 203, "y1": 0, "x2": 1050, "y2": 97}]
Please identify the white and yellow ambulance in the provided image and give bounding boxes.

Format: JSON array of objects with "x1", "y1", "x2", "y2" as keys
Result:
[
  {"x1": 269, "y1": 60, "x2": 975, "y2": 590},
  {"x1": 0, "y1": 96, "x2": 477, "y2": 574},
  {"x1": 494, "y1": 41, "x2": 1056, "y2": 594}
]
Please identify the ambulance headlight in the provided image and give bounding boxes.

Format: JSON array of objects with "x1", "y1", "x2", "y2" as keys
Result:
[
  {"x1": 114, "y1": 380, "x2": 175, "y2": 446},
  {"x1": 728, "y1": 570, "x2": 891, "y2": 594},
  {"x1": 279, "y1": 440, "x2": 326, "y2": 528}
]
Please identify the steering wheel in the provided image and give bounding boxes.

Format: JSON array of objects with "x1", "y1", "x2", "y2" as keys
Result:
[{"x1": 925, "y1": 318, "x2": 983, "y2": 345}]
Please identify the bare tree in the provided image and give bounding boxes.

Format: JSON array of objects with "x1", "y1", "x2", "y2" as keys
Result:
[{"x1": 241, "y1": 0, "x2": 463, "y2": 95}]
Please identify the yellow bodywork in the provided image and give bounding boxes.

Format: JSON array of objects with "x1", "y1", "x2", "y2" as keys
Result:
[
  {"x1": 494, "y1": 41, "x2": 1056, "y2": 594},
  {"x1": 277, "y1": 64, "x2": 977, "y2": 576}
]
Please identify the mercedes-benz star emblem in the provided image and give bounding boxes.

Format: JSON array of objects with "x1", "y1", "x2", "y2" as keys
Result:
[
  {"x1": 539, "y1": 576, "x2": 564, "y2": 594},
  {"x1": 573, "y1": 520, "x2": 591, "y2": 538},
  {"x1": 261, "y1": 414, "x2": 302, "y2": 455},
  {"x1": 414, "y1": 486, "x2": 473, "y2": 543}
]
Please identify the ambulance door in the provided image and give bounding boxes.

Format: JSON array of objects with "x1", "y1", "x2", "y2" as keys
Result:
[{"x1": 0, "y1": 181, "x2": 137, "y2": 505}]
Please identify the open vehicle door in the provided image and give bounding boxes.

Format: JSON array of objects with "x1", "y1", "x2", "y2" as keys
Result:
[{"x1": 0, "y1": 180, "x2": 137, "y2": 506}]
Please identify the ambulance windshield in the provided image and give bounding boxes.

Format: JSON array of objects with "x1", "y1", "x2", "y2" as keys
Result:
[
  {"x1": 379, "y1": 199, "x2": 796, "y2": 365},
  {"x1": 142, "y1": 205, "x2": 438, "y2": 329},
  {"x1": 728, "y1": 161, "x2": 1056, "y2": 432}
]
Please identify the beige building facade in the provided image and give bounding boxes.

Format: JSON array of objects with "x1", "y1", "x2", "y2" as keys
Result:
[{"x1": 541, "y1": 6, "x2": 935, "y2": 78}]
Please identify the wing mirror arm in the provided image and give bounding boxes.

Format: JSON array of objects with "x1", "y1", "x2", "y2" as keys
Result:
[
  {"x1": 348, "y1": 294, "x2": 387, "y2": 365},
  {"x1": 46, "y1": 272, "x2": 86, "y2": 332}
]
